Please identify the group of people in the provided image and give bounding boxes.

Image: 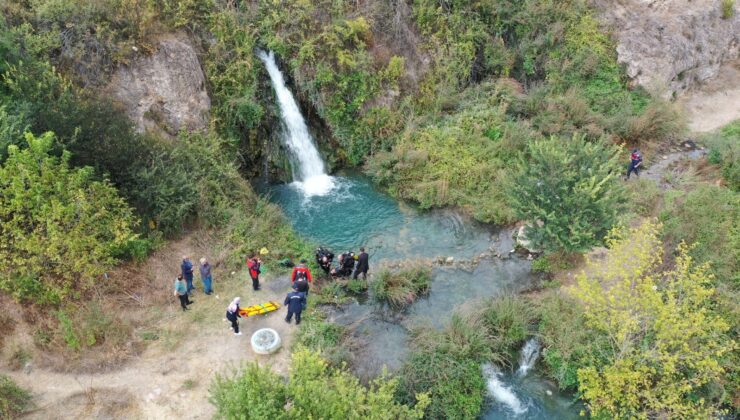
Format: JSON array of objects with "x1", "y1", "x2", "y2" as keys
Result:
[
  {"x1": 315, "y1": 247, "x2": 369, "y2": 280},
  {"x1": 175, "y1": 247, "x2": 370, "y2": 334},
  {"x1": 174, "y1": 255, "x2": 213, "y2": 311}
]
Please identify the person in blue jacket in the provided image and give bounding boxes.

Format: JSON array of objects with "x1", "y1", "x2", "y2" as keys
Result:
[
  {"x1": 284, "y1": 290, "x2": 307, "y2": 325},
  {"x1": 181, "y1": 255, "x2": 195, "y2": 295}
]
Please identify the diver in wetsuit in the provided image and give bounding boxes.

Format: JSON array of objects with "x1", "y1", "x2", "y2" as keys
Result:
[
  {"x1": 315, "y1": 247, "x2": 334, "y2": 275},
  {"x1": 331, "y1": 251, "x2": 356, "y2": 277}
]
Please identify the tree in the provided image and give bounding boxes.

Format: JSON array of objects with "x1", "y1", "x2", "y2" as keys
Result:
[
  {"x1": 0, "y1": 132, "x2": 137, "y2": 304},
  {"x1": 210, "y1": 349, "x2": 429, "y2": 419},
  {"x1": 510, "y1": 134, "x2": 624, "y2": 252},
  {"x1": 572, "y1": 222, "x2": 732, "y2": 418}
]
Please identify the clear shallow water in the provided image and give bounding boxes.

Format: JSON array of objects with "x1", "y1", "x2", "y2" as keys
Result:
[
  {"x1": 268, "y1": 173, "x2": 580, "y2": 418},
  {"x1": 268, "y1": 174, "x2": 495, "y2": 260}
]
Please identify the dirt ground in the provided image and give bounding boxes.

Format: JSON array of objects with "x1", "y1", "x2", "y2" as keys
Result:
[
  {"x1": 0, "y1": 235, "x2": 299, "y2": 419},
  {"x1": 681, "y1": 59, "x2": 740, "y2": 134}
]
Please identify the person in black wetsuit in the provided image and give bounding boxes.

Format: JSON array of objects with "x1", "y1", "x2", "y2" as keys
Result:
[
  {"x1": 315, "y1": 247, "x2": 334, "y2": 275},
  {"x1": 331, "y1": 251, "x2": 355, "y2": 277},
  {"x1": 353, "y1": 247, "x2": 369, "y2": 280}
]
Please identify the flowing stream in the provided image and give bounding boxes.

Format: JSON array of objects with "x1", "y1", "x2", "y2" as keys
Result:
[{"x1": 259, "y1": 50, "x2": 580, "y2": 418}]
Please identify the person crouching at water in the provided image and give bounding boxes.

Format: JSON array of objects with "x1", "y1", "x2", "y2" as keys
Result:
[
  {"x1": 247, "y1": 255, "x2": 262, "y2": 291},
  {"x1": 291, "y1": 259, "x2": 312, "y2": 294},
  {"x1": 226, "y1": 297, "x2": 242, "y2": 336},
  {"x1": 174, "y1": 274, "x2": 193, "y2": 311},
  {"x1": 284, "y1": 290, "x2": 306, "y2": 325}
]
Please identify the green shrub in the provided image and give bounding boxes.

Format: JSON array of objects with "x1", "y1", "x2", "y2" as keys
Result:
[
  {"x1": 0, "y1": 375, "x2": 32, "y2": 418},
  {"x1": 625, "y1": 178, "x2": 663, "y2": 217},
  {"x1": 371, "y1": 266, "x2": 431, "y2": 309},
  {"x1": 662, "y1": 184, "x2": 739, "y2": 288},
  {"x1": 210, "y1": 350, "x2": 429, "y2": 419},
  {"x1": 346, "y1": 278, "x2": 368, "y2": 294},
  {"x1": 480, "y1": 295, "x2": 537, "y2": 361},
  {"x1": 210, "y1": 362, "x2": 287, "y2": 419},
  {"x1": 722, "y1": 0, "x2": 735, "y2": 19},
  {"x1": 509, "y1": 133, "x2": 625, "y2": 253},
  {"x1": 397, "y1": 315, "x2": 491, "y2": 420},
  {"x1": 704, "y1": 120, "x2": 740, "y2": 191},
  {"x1": 535, "y1": 292, "x2": 610, "y2": 389},
  {"x1": 0, "y1": 132, "x2": 138, "y2": 304}
]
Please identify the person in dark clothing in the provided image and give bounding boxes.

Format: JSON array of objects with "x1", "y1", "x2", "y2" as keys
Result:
[
  {"x1": 353, "y1": 247, "x2": 369, "y2": 280},
  {"x1": 181, "y1": 256, "x2": 195, "y2": 295},
  {"x1": 284, "y1": 290, "x2": 306, "y2": 325},
  {"x1": 226, "y1": 297, "x2": 242, "y2": 335},
  {"x1": 247, "y1": 255, "x2": 262, "y2": 291},
  {"x1": 331, "y1": 251, "x2": 356, "y2": 277},
  {"x1": 315, "y1": 247, "x2": 334, "y2": 275},
  {"x1": 626, "y1": 149, "x2": 643, "y2": 179},
  {"x1": 291, "y1": 259, "x2": 312, "y2": 294},
  {"x1": 174, "y1": 274, "x2": 193, "y2": 311}
]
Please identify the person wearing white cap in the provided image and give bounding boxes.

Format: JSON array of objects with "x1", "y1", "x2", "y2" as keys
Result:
[{"x1": 226, "y1": 297, "x2": 242, "y2": 336}]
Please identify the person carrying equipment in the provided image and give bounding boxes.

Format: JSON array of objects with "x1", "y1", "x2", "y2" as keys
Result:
[
  {"x1": 284, "y1": 290, "x2": 306, "y2": 325},
  {"x1": 353, "y1": 247, "x2": 369, "y2": 280},
  {"x1": 315, "y1": 247, "x2": 334, "y2": 275},
  {"x1": 291, "y1": 259, "x2": 312, "y2": 294},
  {"x1": 626, "y1": 148, "x2": 643, "y2": 179},
  {"x1": 247, "y1": 255, "x2": 262, "y2": 291},
  {"x1": 226, "y1": 297, "x2": 242, "y2": 336}
]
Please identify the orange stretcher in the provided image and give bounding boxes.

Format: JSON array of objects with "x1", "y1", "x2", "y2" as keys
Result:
[{"x1": 238, "y1": 301, "x2": 280, "y2": 318}]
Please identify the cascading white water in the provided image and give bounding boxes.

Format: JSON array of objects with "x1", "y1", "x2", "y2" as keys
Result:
[
  {"x1": 516, "y1": 338, "x2": 541, "y2": 376},
  {"x1": 257, "y1": 50, "x2": 334, "y2": 196},
  {"x1": 482, "y1": 364, "x2": 527, "y2": 415}
]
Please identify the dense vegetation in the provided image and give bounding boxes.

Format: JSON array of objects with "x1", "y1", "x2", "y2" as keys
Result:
[{"x1": 210, "y1": 350, "x2": 429, "y2": 419}]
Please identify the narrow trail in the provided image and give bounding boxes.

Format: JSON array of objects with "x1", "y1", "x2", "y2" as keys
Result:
[{"x1": 4, "y1": 268, "x2": 298, "y2": 419}]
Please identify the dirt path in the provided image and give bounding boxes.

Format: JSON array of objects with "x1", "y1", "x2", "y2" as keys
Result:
[
  {"x1": 3, "y1": 261, "x2": 298, "y2": 419},
  {"x1": 681, "y1": 59, "x2": 740, "y2": 134}
]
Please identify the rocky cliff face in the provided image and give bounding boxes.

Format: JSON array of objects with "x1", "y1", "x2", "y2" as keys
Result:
[
  {"x1": 108, "y1": 34, "x2": 210, "y2": 137},
  {"x1": 595, "y1": 0, "x2": 739, "y2": 98}
]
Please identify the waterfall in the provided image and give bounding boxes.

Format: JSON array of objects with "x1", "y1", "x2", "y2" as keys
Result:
[
  {"x1": 516, "y1": 337, "x2": 541, "y2": 376},
  {"x1": 257, "y1": 50, "x2": 334, "y2": 196},
  {"x1": 482, "y1": 364, "x2": 527, "y2": 415}
]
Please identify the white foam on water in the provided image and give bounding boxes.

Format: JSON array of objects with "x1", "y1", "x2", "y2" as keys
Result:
[
  {"x1": 482, "y1": 364, "x2": 527, "y2": 415},
  {"x1": 517, "y1": 337, "x2": 541, "y2": 377},
  {"x1": 257, "y1": 50, "x2": 335, "y2": 197}
]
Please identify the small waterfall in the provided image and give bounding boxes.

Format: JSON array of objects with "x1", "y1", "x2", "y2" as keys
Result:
[
  {"x1": 257, "y1": 50, "x2": 334, "y2": 196},
  {"x1": 482, "y1": 364, "x2": 527, "y2": 415},
  {"x1": 516, "y1": 338, "x2": 541, "y2": 376}
]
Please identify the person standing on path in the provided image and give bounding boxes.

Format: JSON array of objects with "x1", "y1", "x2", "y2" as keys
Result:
[
  {"x1": 247, "y1": 255, "x2": 262, "y2": 291},
  {"x1": 226, "y1": 297, "x2": 242, "y2": 336},
  {"x1": 199, "y1": 257, "x2": 213, "y2": 295},
  {"x1": 353, "y1": 247, "x2": 369, "y2": 280},
  {"x1": 284, "y1": 290, "x2": 306, "y2": 325},
  {"x1": 291, "y1": 259, "x2": 312, "y2": 294},
  {"x1": 174, "y1": 274, "x2": 193, "y2": 311},
  {"x1": 181, "y1": 256, "x2": 195, "y2": 295},
  {"x1": 626, "y1": 148, "x2": 643, "y2": 179}
]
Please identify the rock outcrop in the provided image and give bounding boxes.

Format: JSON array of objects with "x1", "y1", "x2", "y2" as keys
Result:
[
  {"x1": 594, "y1": 0, "x2": 739, "y2": 97},
  {"x1": 108, "y1": 34, "x2": 210, "y2": 136}
]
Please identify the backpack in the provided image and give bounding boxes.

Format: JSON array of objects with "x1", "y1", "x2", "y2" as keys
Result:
[{"x1": 295, "y1": 269, "x2": 307, "y2": 281}]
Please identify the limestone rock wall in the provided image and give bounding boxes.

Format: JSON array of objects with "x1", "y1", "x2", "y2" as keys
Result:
[
  {"x1": 108, "y1": 34, "x2": 210, "y2": 136},
  {"x1": 595, "y1": 0, "x2": 740, "y2": 97}
]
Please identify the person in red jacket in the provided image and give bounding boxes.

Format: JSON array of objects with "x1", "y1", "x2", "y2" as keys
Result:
[
  {"x1": 291, "y1": 259, "x2": 312, "y2": 294},
  {"x1": 247, "y1": 255, "x2": 262, "y2": 291}
]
